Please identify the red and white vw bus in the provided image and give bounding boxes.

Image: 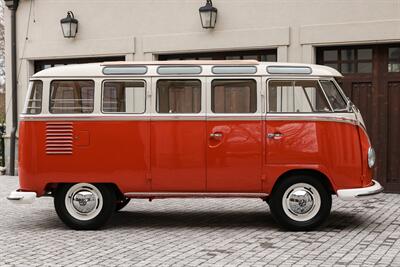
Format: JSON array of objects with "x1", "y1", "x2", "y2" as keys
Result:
[{"x1": 8, "y1": 60, "x2": 383, "y2": 230}]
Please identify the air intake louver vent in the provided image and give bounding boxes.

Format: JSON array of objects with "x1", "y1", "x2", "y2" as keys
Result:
[{"x1": 46, "y1": 122, "x2": 73, "y2": 155}]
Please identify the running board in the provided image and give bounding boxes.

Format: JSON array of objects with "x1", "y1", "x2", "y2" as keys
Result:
[{"x1": 124, "y1": 192, "x2": 268, "y2": 199}]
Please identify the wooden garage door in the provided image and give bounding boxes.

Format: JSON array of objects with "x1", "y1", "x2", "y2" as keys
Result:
[{"x1": 317, "y1": 44, "x2": 400, "y2": 192}]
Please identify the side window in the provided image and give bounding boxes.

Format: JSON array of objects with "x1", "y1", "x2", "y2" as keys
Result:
[
  {"x1": 50, "y1": 80, "x2": 94, "y2": 114},
  {"x1": 319, "y1": 80, "x2": 347, "y2": 111},
  {"x1": 267, "y1": 80, "x2": 331, "y2": 113},
  {"x1": 156, "y1": 80, "x2": 201, "y2": 113},
  {"x1": 25, "y1": 80, "x2": 43, "y2": 114},
  {"x1": 102, "y1": 80, "x2": 146, "y2": 113},
  {"x1": 211, "y1": 79, "x2": 257, "y2": 113}
]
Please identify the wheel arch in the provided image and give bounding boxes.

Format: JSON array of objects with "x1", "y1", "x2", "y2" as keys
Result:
[
  {"x1": 270, "y1": 169, "x2": 335, "y2": 195},
  {"x1": 45, "y1": 182, "x2": 124, "y2": 200}
]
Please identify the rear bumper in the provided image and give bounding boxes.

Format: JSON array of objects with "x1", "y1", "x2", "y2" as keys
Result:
[
  {"x1": 337, "y1": 180, "x2": 384, "y2": 201},
  {"x1": 7, "y1": 190, "x2": 37, "y2": 204}
]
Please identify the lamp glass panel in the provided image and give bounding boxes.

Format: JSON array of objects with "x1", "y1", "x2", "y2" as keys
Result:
[
  {"x1": 70, "y1": 22, "x2": 78, "y2": 37},
  {"x1": 61, "y1": 22, "x2": 71, "y2": 37},
  {"x1": 200, "y1": 11, "x2": 212, "y2": 28}
]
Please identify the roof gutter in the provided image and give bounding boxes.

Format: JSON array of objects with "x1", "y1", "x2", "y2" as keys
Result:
[{"x1": 5, "y1": 0, "x2": 19, "y2": 175}]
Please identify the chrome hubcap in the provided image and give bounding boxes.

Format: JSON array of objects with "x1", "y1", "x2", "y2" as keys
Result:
[
  {"x1": 287, "y1": 188, "x2": 314, "y2": 215},
  {"x1": 65, "y1": 183, "x2": 103, "y2": 221},
  {"x1": 282, "y1": 183, "x2": 321, "y2": 222},
  {"x1": 72, "y1": 190, "x2": 97, "y2": 214}
]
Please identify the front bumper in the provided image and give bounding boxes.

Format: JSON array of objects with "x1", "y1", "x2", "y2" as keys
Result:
[
  {"x1": 337, "y1": 180, "x2": 384, "y2": 201},
  {"x1": 7, "y1": 190, "x2": 37, "y2": 204}
]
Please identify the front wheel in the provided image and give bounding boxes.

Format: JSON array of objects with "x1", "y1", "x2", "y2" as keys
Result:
[
  {"x1": 269, "y1": 175, "x2": 332, "y2": 231},
  {"x1": 54, "y1": 183, "x2": 116, "y2": 230}
]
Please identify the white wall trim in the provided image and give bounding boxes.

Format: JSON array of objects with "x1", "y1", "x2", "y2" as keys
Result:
[
  {"x1": 143, "y1": 27, "x2": 290, "y2": 54},
  {"x1": 300, "y1": 20, "x2": 400, "y2": 45},
  {"x1": 301, "y1": 45, "x2": 316, "y2": 64},
  {"x1": 277, "y1": 46, "x2": 288, "y2": 62},
  {"x1": 20, "y1": 36, "x2": 136, "y2": 60}
]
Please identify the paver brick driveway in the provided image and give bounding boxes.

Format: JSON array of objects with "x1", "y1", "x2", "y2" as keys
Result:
[{"x1": 1, "y1": 176, "x2": 400, "y2": 266}]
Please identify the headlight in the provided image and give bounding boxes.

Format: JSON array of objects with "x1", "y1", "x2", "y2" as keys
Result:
[{"x1": 368, "y1": 147, "x2": 376, "y2": 168}]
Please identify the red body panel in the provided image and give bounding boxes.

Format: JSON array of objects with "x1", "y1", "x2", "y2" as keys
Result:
[
  {"x1": 150, "y1": 120, "x2": 206, "y2": 191},
  {"x1": 206, "y1": 120, "x2": 262, "y2": 192},
  {"x1": 19, "y1": 120, "x2": 150, "y2": 195},
  {"x1": 18, "y1": 117, "x2": 372, "y2": 196},
  {"x1": 264, "y1": 120, "x2": 368, "y2": 192}
]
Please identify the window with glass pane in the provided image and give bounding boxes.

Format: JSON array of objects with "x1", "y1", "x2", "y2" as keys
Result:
[
  {"x1": 156, "y1": 80, "x2": 201, "y2": 113},
  {"x1": 268, "y1": 80, "x2": 331, "y2": 113},
  {"x1": 50, "y1": 80, "x2": 94, "y2": 113},
  {"x1": 102, "y1": 81, "x2": 145, "y2": 113},
  {"x1": 25, "y1": 80, "x2": 43, "y2": 114},
  {"x1": 212, "y1": 80, "x2": 257, "y2": 113},
  {"x1": 388, "y1": 47, "x2": 400, "y2": 72},
  {"x1": 318, "y1": 47, "x2": 373, "y2": 74},
  {"x1": 319, "y1": 80, "x2": 347, "y2": 111}
]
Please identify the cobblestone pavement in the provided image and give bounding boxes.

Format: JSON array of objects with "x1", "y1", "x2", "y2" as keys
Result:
[{"x1": 1, "y1": 176, "x2": 400, "y2": 267}]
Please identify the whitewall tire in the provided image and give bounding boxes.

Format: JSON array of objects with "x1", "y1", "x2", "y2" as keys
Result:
[
  {"x1": 269, "y1": 175, "x2": 331, "y2": 231},
  {"x1": 54, "y1": 183, "x2": 116, "y2": 230}
]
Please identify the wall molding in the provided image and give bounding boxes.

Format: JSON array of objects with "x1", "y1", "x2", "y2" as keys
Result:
[
  {"x1": 21, "y1": 36, "x2": 136, "y2": 60},
  {"x1": 300, "y1": 20, "x2": 400, "y2": 45},
  {"x1": 143, "y1": 27, "x2": 290, "y2": 54}
]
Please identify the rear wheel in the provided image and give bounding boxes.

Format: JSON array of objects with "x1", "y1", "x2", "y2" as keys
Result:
[
  {"x1": 54, "y1": 183, "x2": 116, "y2": 230},
  {"x1": 269, "y1": 175, "x2": 331, "y2": 231}
]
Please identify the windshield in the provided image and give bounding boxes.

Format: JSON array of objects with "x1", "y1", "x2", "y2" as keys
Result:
[{"x1": 320, "y1": 80, "x2": 348, "y2": 112}]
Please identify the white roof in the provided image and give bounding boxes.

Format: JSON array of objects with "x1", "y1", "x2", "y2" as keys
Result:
[{"x1": 32, "y1": 60, "x2": 343, "y2": 78}]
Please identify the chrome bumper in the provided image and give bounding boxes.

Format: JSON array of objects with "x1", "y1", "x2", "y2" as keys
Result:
[
  {"x1": 7, "y1": 190, "x2": 37, "y2": 204},
  {"x1": 337, "y1": 180, "x2": 384, "y2": 201}
]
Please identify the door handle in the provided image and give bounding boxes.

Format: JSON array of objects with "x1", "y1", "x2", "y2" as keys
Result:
[
  {"x1": 210, "y1": 132, "x2": 223, "y2": 140},
  {"x1": 267, "y1": 132, "x2": 284, "y2": 140}
]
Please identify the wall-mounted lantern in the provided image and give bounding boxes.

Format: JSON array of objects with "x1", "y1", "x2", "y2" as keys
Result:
[
  {"x1": 199, "y1": 0, "x2": 217, "y2": 29},
  {"x1": 4, "y1": 0, "x2": 19, "y2": 10},
  {"x1": 60, "y1": 11, "x2": 79, "y2": 38}
]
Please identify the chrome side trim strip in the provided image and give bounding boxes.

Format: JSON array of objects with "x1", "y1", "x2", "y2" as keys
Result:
[
  {"x1": 265, "y1": 116, "x2": 359, "y2": 126},
  {"x1": 124, "y1": 192, "x2": 268, "y2": 199},
  {"x1": 20, "y1": 116, "x2": 150, "y2": 122},
  {"x1": 20, "y1": 113, "x2": 359, "y2": 124},
  {"x1": 151, "y1": 116, "x2": 205, "y2": 121},
  {"x1": 207, "y1": 116, "x2": 261, "y2": 121}
]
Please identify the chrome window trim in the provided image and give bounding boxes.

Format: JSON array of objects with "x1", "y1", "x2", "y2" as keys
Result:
[
  {"x1": 157, "y1": 66, "x2": 202, "y2": 75},
  {"x1": 319, "y1": 79, "x2": 349, "y2": 113},
  {"x1": 267, "y1": 66, "x2": 312, "y2": 75},
  {"x1": 210, "y1": 78, "x2": 259, "y2": 114},
  {"x1": 100, "y1": 79, "x2": 147, "y2": 114},
  {"x1": 49, "y1": 79, "x2": 96, "y2": 114},
  {"x1": 211, "y1": 66, "x2": 257, "y2": 75},
  {"x1": 266, "y1": 78, "x2": 335, "y2": 113},
  {"x1": 155, "y1": 78, "x2": 203, "y2": 114},
  {"x1": 317, "y1": 80, "x2": 334, "y2": 112},
  {"x1": 102, "y1": 66, "x2": 148, "y2": 75}
]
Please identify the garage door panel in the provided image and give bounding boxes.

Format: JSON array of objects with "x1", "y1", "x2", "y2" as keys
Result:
[
  {"x1": 387, "y1": 82, "x2": 400, "y2": 183},
  {"x1": 350, "y1": 82, "x2": 373, "y2": 134}
]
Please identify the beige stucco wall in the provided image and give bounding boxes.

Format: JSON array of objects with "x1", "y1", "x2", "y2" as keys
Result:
[{"x1": 3, "y1": 0, "x2": 400, "y2": 172}]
